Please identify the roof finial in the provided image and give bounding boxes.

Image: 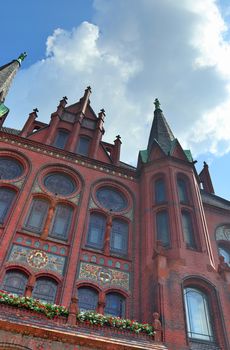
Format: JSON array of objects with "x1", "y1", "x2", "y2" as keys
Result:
[
  {"x1": 154, "y1": 98, "x2": 161, "y2": 110},
  {"x1": 17, "y1": 52, "x2": 27, "y2": 65}
]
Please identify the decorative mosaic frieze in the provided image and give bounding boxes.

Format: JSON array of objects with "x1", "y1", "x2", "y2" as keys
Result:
[
  {"x1": 7, "y1": 245, "x2": 66, "y2": 275},
  {"x1": 78, "y1": 262, "x2": 130, "y2": 291},
  {"x1": 216, "y1": 225, "x2": 230, "y2": 241}
]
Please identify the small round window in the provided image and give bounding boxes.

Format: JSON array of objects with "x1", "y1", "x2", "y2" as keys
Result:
[
  {"x1": 96, "y1": 187, "x2": 127, "y2": 211},
  {"x1": 44, "y1": 173, "x2": 76, "y2": 196},
  {"x1": 0, "y1": 157, "x2": 23, "y2": 180}
]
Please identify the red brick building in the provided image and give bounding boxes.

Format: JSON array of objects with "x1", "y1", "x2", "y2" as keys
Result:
[{"x1": 0, "y1": 55, "x2": 229, "y2": 350}]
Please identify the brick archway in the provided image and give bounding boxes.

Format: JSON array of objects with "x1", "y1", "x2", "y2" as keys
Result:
[{"x1": 0, "y1": 344, "x2": 32, "y2": 350}]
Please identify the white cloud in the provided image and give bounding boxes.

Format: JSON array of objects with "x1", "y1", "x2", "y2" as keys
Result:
[{"x1": 6, "y1": 0, "x2": 230, "y2": 165}]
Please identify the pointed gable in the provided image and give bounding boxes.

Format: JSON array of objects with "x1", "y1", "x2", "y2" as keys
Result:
[{"x1": 170, "y1": 139, "x2": 190, "y2": 162}]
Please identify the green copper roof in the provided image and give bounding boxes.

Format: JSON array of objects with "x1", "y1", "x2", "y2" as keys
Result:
[
  {"x1": 184, "y1": 150, "x2": 193, "y2": 162},
  {"x1": 16, "y1": 52, "x2": 27, "y2": 65},
  {"x1": 139, "y1": 150, "x2": 148, "y2": 163},
  {"x1": 0, "y1": 103, "x2": 9, "y2": 118}
]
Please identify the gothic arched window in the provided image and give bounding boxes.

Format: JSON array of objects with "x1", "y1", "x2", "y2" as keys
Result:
[
  {"x1": 25, "y1": 198, "x2": 49, "y2": 233},
  {"x1": 177, "y1": 177, "x2": 189, "y2": 203},
  {"x1": 53, "y1": 130, "x2": 69, "y2": 149},
  {"x1": 76, "y1": 136, "x2": 91, "y2": 156},
  {"x1": 86, "y1": 212, "x2": 106, "y2": 249},
  {"x1": 49, "y1": 204, "x2": 73, "y2": 240},
  {"x1": 105, "y1": 292, "x2": 125, "y2": 317},
  {"x1": 96, "y1": 187, "x2": 127, "y2": 212},
  {"x1": 2, "y1": 270, "x2": 28, "y2": 295},
  {"x1": 182, "y1": 211, "x2": 196, "y2": 249},
  {"x1": 44, "y1": 173, "x2": 76, "y2": 196},
  {"x1": 155, "y1": 179, "x2": 166, "y2": 204},
  {"x1": 0, "y1": 188, "x2": 16, "y2": 224},
  {"x1": 184, "y1": 287, "x2": 213, "y2": 342},
  {"x1": 78, "y1": 287, "x2": 98, "y2": 311},
  {"x1": 32, "y1": 278, "x2": 58, "y2": 303},
  {"x1": 0, "y1": 157, "x2": 23, "y2": 180},
  {"x1": 156, "y1": 210, "x2": 170, "y2": 247},
  {"x1": 110, "y1": 219, "x2": 128, "y2": 254}
]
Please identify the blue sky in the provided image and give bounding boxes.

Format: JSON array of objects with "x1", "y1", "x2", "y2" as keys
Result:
[{"x1": 1, "y1": 0, "x2": 230, "y2": 200}]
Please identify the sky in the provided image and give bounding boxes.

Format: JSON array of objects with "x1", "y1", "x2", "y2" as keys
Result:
[{"x1": 1, "y1": 0, "x2": 230, "y2": 200}]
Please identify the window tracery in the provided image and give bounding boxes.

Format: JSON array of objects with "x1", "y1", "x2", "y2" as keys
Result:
[
  {"x1": 2, "y1": 270, "x2": 28, "y2": 295},
  {"x1": 0, "y1": 157, "x2": 23, "y2": 180},
  {"x1": 0, "y1": 188, "x2": 17, "y2": 224},
  {"x1": 44, "y1": 173, "x2": 76, "y2": 196}
]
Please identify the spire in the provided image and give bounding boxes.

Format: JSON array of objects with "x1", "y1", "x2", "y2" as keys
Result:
[{"x1": 147, "y1": 99, "x2": 175, "y2": 155}]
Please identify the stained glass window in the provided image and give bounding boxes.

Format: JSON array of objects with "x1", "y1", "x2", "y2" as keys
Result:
[
  {"x1": 218, "y1": 245, "x2": 230, "y2": 266},
  {"x1": 110, "y1": 219, "x2": 128, "y2": 254},
  {"x1": 182, "y1": 211, "x2": 196, "y2": 249},
  {"x1": 49, "y1": 204, "x2": 73, "y2": 240},
  {"x1": 105, "y1": 293, "x2": 125, "y2": 317},
  {"x1": 76, "y1": 137, "x2": 90, "y2": 156},
  {"x1": 44, "y1": 173, "x2": 76, "y2": 196},
  {"x1": 0, "y1": 158, "x2": 23, "y2": 180},
  {"x1": 2, "y1": 270, "x2": 28, "y2": 295},
  {"x1": 0, "y1": 188, "x2": 16, "y2": 224},
  {"x1": 184, "y1": 288, "x2": 213, "y2": 342},
  {"x1": 78, "y1": 287, "x2": 98, "y2": 311},
  {"x1": 177, "y1": 178, "x2": 189, "y2": 203},
  {"x1": 53, "y1": 130, "x2": 69, "y2": 149},
  {"x1": 155, "y1": 179, "x2": 166, "y2": 203},
  {"x1": 96, "y1": 187, "x2": 127, "y2": 212},
  {"x1": 32, "y1": 278, "x2": 57, "y2": 303},
  {"x1": 25, "y1": 198, "x2": 49, "y2": 232},
  {"x1": 86, "y1": 213, "x2": 106, "y2": 249},
  {"x1": 156, "y1": 210, "x2": 170, "y2": 247}
]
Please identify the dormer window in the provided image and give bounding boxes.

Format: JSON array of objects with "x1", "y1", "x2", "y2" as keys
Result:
[
  {"x1": 53, "y1": 130, "x2": 69, "y2": 149},
  {"x1": 76, "y1": 136, "x2": 90, "y2": 156}
]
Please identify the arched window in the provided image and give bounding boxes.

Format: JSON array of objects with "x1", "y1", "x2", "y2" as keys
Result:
[
  {"x1": 110, "y1": 219, "x2": 128, "y2": 254},
  {"x1": 218, "y1": 245, "x2": 230, "y2": 266},
  {"x1": 86, "y1": 213, "x2": 106, "y2": 249},
  {"x1": 184, "y1": 287, "x2": 213, "y2": 342},
  {"x1": 32, "y1": 278, "x2": 57, "y2": 303},
  {"x1": 24, "y1": 198, "x2": 49, "y2": 233},
  {"x1": 156, "y1": 210, "x2": 170, "y2": 247},
  {"x1": 177, "y1": 177, "x2": 189, "y2": 203},
  {"x1": 49, "y1": 204, "x2": 73, "y2": 240},
  {"x1": 155, "y1": 179, "x2": 166, "y2": 204},
  {"x1": 105, "y1": 292, "x2": 125, "y2": 317},
  {"x1": 78, "y1": 287, "x2": 98, "y2": 311},
  {"x1": 0, "y1": 188, "x2": 16, "y2": 224},
  {"x1": 0, "y1": 157, "x2": 23, "y2": 180},
  {"x1": 76, "y1": 136, "x2": 90, "y2": 156},
  {"x1": 182, "y1": 211, "x2": 196, "y2": 249},
  {"x1": 53, "y1": 130, "x2": 69, "y2": 149},
  {"x1": 2, "y1": 270, "x2": 28, "y2": 295}
]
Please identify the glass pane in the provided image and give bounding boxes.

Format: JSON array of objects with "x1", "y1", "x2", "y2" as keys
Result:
[
  {"x1": 2, "y1": 270, "x2": 28, "y2": 295},
  {"x1": 184, "y1": 288, "x2": 213, "y2": 342},
  {"x1": 25, "y1": 199, "x2": 49, "y2": 232},
  {"x1": 50, "y1": 204, "x2": 73, "y2": 240},
  {"x1": 177, "y1": 178, "x2": 189, "y2": 203},
  {"x1": 219, "y1": 246, "x2": 230, "y2": 265},
  {"x1": 0, "y1": 188, "x2": 16, "y2": 224},
  {"x1": 105, "y1": 293, "x2": 125, "y2": 317},
  {"x1": 44, "y1": 173, "x2": 76, "y2": 196},
  {"x1": 87, "y1": 213, "x2": 106, "y2": 248},
  {"x1": 182, "y1": 211, "x2": 196, "y2": 248},
  {"x1": 53, "y1": 130, "x2": 69, "y2": 149},
  {"x1": 111, "y1": 219, "x2": 128, "y2": 254},
  {"x1": 0, "y1": 158, "x2": 23, "y2": 180},
  {"x1": 76, "y1": 137, "x2": 90, "y2": 156},
  {"x1": 155, "y1": 179, "x2": 166, "y2": 203},
  {"x1": 156, "y1": 211, "x2": 170, "y2": 247},
  {"x1": 96, "y1": 187, "x2": 127, "y2": 212},
  {"x1": 78, "y1": 287, "x2": 98, "y2": 311},
  {"x1": 32, "y1": 278, "x2": 57, "y2": 303}
]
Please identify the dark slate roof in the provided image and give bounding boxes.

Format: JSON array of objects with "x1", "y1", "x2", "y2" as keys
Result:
[
  {"x1": 0, "y1": 60, "x2": 20, "y2": 103},
  {"x1": 0, "y1": 127, "x2": 21, "y2": 135},
  {"x1": 201, "y1": 190, "x2": 230, "y2": 211}
]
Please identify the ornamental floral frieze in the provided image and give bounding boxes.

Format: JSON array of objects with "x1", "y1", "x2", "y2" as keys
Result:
[
  {"x1": 78, "y1": 262, "x2": 130, "y2": 291},
  {"x1": 8, "y1": 245, "x2": 66, "y2": 275}
]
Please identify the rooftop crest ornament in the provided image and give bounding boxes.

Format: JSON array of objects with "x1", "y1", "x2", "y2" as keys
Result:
[{"x1": 154, "y1": 98, "x2": 161, "y2": 110}]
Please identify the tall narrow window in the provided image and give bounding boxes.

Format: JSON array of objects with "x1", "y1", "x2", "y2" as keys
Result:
[
  {"x1": 78, "y1": 287, "x2": 98, "y2": 311},
  {"x1": 155, "y1": 179, "x2": 166, "y2": 203},
  {"x1": 53, "y1": 130, "x2": 69, "y2": 149},
  {"x1": 177, "y1": 178, "x2": 189, "y2": 203},
  {"x1": 182, "y1": 211, "x2": 196, "y2": 249},
  {"x1": 110, "y1": 219, "x2": 128, "y2": 254},
  {"x1": 105, "y1": 293, "x2": 125, "y2": 317},
  {"x1": 76, "y1": 137, "x2": 90, "y2": 156},
  {"x1": 32, "y1": 278, "x2": 57, "y2": 303},
  {"x1": 184, "y1": 287, "x2": 213, "y2": 342},
  {"x1": 49, "y1": 204, "x2": 73, "y2": 240},
  {"x1": 86, "y1": 213, "x2": 106, "y2": 249},
  {"x1": 25, "y1": 199, "x2": 49, "y2": 233},
  {"x1": 156, "y1": 210, "x2": 170, "y2": 247},
  {"x1": 0, "y1": 188, "x2": 16, "y2": 224},
  {"x1": 2, "y1": 270, "x2": 28, "y2": 295}
]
